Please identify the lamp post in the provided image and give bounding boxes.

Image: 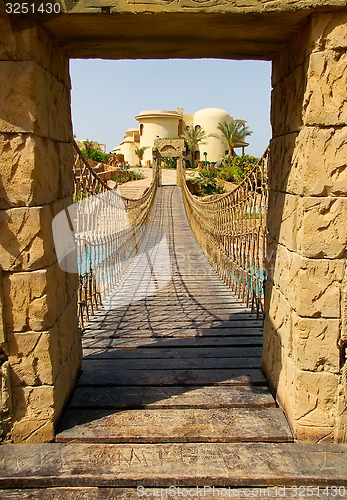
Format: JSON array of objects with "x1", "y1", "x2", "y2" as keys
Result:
[{"x1": 203, "y1": 151, "x2": 207, "y2": 167}]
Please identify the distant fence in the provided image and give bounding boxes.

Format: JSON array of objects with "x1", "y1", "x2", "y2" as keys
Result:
[{"x1": 180, "y1": 148, "x2": 269, "y2": 316}]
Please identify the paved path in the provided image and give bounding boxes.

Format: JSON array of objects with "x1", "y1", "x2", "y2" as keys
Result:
[{"x1": 117, "y1": 168, "x2": 178, "y2": 198}]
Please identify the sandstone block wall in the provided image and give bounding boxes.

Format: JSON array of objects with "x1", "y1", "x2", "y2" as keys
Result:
[
  {"x1": 1, "y1": 3, "x2": 346, "y2": 444},
  {"x1": 0, "y1": 17, "x2": 81, "y2": 442},
  {"x1": 263, "y1": 11, "x2": 347, "y2": 442}
]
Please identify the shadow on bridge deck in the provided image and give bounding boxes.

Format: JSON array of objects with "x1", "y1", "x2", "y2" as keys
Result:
[
  {"x1": 56, "y1": 186, "x2": 292, "y2": 444},
  {"x1": 1, "y1": 188, "x2": 347, "y2": 493}
]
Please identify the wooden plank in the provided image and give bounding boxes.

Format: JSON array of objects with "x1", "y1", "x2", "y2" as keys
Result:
[
  {"x1": 97, "y1": 314, "x2": 254, "y2": 326},
  {"x1": 1, "y1": 488, "x2": 345, "y2": 499},
  {"x1": 83, "y1": 324, "x2": 263, "y2": 335},
  {"x1": 0, "y1": 489, "x2": 104, "y2": 499},
  {"x1": 101, "y1": 296, "x2": 244, "y2": 304},
  {"x1": 101, "y1": 310, "x2": 252, "y2": 324},
  {"x1": 99, "y1": 305, "x2": 249, "y2": 317},
  {"x1": 115, "y1": 291, "x2": 240, "y2": 298},
  {"x1": 82, "y1": 335, "x2": 263, "y2": 349},
  {"x1": 69, "y1": 385, "x2": 276, "y2": 410},
  {"x1": 122, "y1": 302, "x2": 245, "y2": 309},
  {"x1": 56, "y1": 408, "x2": 293, "y2": 444},
  {"x1": 102, "y1": 319, "x2": 261, "y2": 332},
  {"x1": 108, "y1": 292, "x2": 239, "y2": 300},
  {"x1": 128, "y1": 293, "x2": 248, "y2": 299},
  {"x1": 115, "y1": 315, "x2": 259, "y2": 324},
  {"x1": 83, "y1": 346, "x2": 263, "y2": 359},
  {"x1": 140, "y1": 301, "x2": 246, "y2": 307},
  {"x1": 104, "y1": 292, "x2": 250, "y2": 299},
  {"x1": 115, "y1": 282, "x2": 237, "y2": 295},
  {"x1": 108, "y1": 314, "x2": 257, "y2": 325},
  {"x1": 80, "y1": 357, "x2": 261, "y2": 371},
  {"x1": 119, "y1": 280, "x2": 234, "y2": 286},
  {"x1": 77, "y1": 368, "x2": 267, "y2": 386},
  {"x1": 1, "y1": 443, "x2": 347, "y2": 489}
]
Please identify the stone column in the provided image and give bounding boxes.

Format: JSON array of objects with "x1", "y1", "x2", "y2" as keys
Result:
[
  {"x1": 0, "y1": 16, "x2": 82, "y2": 442},
  {"x1": 263, "y1": 11, "x2": 347, "y2": 442}
]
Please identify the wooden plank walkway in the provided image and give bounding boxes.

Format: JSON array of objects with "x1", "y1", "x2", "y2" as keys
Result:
[
  {"x1": 56, "y1": 186, "x2": 292, "y2": 445},
  {"x1": 1, "y1": 186, "x2": 347, "y2": 494}
]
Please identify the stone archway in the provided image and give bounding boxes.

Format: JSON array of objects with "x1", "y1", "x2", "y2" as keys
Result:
[
  {"x1": 0, "y1": 1, "x2": 346, "y2": 443},
  {"x1": 153, "y1": 139, "x2": 186, "y2": 187}
]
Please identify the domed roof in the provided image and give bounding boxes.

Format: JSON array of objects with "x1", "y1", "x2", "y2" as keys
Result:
[
  {"x1": 136, "y1": 110, "x2": 182, "y2": 121},
  {"x1": 194, "y1": 108, "x2": 232, "y2": 133},
  {"x1": 194, "y1": 107, "x2": 231, "y2": 120}
]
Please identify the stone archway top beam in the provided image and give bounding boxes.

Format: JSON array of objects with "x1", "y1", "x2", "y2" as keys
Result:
[
  {"x1": 154, "y1": 139, "x2": 185, "y2": 158},
  {"x1": 61, "y1": 0, "x2": 347, "y2": 15},
  {"x1": 40, "y1": 1, "x2": 346, "y2": 60}
]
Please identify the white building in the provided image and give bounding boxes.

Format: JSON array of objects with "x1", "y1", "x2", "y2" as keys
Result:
[
  {"x1": 113, "y1": 107, "x2": 248, "y2": 166},
  {"x1": 116, "y1": 128, "x2": 140, "y2": 166}
]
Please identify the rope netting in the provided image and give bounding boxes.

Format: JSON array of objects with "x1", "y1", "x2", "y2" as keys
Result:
[
  {"x1": 180, "y1": 147, "x2": 269, "y2": 316},
  {"x1": 72, "y1": 141, "x2": 159, "y2": 327}
]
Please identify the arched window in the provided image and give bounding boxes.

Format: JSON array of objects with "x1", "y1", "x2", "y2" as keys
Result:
[
  {"x1": 195, "y1": 124, "x2": 201, "y2": 131},
  {"x1": 140, "y1": 124, "x2": 144, "y2": 136}
]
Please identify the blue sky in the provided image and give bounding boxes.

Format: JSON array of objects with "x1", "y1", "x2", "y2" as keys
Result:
[{"x1": 70, "y1": 59, "x2": 272, "y2": 158}]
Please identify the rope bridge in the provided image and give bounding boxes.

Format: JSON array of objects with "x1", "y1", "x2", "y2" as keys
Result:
[
  {"x1": 72, "y1": 141, "x2": 159, "y2": 327},
  {"x1": 72, "y1": 142, "x2": 268, "y2": 327},
  {"x1": 180, "y1": 148, "x2": 269, "y2": 316}
]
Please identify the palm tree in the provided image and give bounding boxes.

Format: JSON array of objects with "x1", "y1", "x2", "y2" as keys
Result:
[
  {"x1": 211, "y1": 121, "x2": 252, "y2": 158},
  {"x1": 135, "y1": 146, "x2": 149, "y2": 166},
  {"x1": 83, "y1": 140, "x2": 94, "y2": 159},
  {"x1": 181, "y1": 126, "x2": 207, "y2": 169}
]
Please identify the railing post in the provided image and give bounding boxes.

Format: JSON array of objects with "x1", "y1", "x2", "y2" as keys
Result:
[
  {"x1": 157, "y1": 157, "x2": 162, "y2": 187},
  {"x1": 177, "y1": 156, "x2": 185, "y2": 187}
]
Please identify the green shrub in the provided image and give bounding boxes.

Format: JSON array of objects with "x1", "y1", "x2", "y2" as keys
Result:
[
  {"x1": 111, "y1": 170, "x2": 145, "y2": 185},
  {"x1": 81, "y1": 147, "x2": 110, "y2": 164},
  {"x1": 217, "y1": 154, "x2": 259, "y2": 184},
  {"x1": 192, "y1": 166, "x2": 224, "y2": 196},
  {"x1": 161, "y1": 157, "x2": 177, "y2": 169}
]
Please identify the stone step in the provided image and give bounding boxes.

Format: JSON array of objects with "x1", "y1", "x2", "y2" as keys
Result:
[{"x1": 0, "y1": 443, "x2": 346, "y2": 489}]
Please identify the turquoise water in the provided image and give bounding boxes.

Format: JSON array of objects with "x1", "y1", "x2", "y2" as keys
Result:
[
  {"x1": 250, "y1": 267, "x2": 266, "y2": 296},
  {"x1": 78, "y1": 243, "x2": 108, "y2": 275},
  {"x1": 230, "y1": 266, "x2": 265, "y2": 297}
]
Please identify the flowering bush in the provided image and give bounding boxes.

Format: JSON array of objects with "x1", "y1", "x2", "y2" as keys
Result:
[{"x1": 217, "y1": 155, "x2": 259, "y2": 184}]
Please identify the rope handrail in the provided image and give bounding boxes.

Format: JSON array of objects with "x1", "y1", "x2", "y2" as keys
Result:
[
  {"x1": 180, "y1": 147, "x2": 269, "y2": 315},
  {"x1": 71, "y1": 144, "x2": 159, "y2": 328}
]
